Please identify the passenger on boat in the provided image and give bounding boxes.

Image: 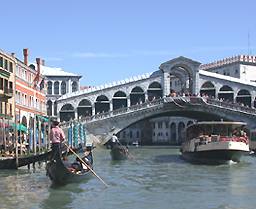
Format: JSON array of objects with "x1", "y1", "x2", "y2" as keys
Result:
[
  {"x1": 69, "y1": 147, "x2": 93, "y2": 173},
  {"x1": 50, "y1": 119, "x2": 65, "y2": 160}
]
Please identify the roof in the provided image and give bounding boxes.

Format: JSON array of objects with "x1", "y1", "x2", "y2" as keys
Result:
[{"x1": 39, "y1": 65, "x2": 81, "y2": 77}]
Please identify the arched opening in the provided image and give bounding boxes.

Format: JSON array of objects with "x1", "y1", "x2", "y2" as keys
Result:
[
  {"x1": 147, "y1": 82, "x2": 163, "y2": 101},
  {"x1": 47, "y1": 81, "x2": 52, "y2": 95},
  {"x1": 60, "y1": 104, "x2": 75, "y2": 122},
  {"x1": 130, "y1": 86, "x2": 145, "y2": 106},
  {"x1": 21, "y1": 116, "x2": 27, "y2": 127},
  {"x1": 95, "y1": 95, "x2": 110, "y2": 114},
  {"x1": 178, "y1": 122, "x2": 185, "y2": 144},
  {"x1": 218, "y1": 85, "x2": 234, "y2": 102},
  {"x1": 200, "y1": 81, "x2": 216, "y2": 98},
  {"x1": 47, "y1": 100, "x2": 52, "y2": 116},
  {"x1": 72, "y1": 81, "x2": 78, "y2": 92},
  {"x1": 113, "y1": 91, "x2": 127, "y2": 110},
  {"x1": 77, "y1": 99, "x2": 92, "y2": 118},
  {"x1": 170, "y1": 123, "x2": 176, "y2": 144},
  {"x1": 54, "y1": 101, "x2": 57, "y2": 116},
  {"x1": 169, "y1": 65, "x2": 193, "y2": 95},
  {"x1": 187, "y1": 121, "x2": 194, "y2": 127},
  {"x1": 236, "y1": 89, "x2": 251, "y2": 107},
  {"x1": 61, "y1": 81, "x2": 67, "y2": 95},
  {"x1": 54, "y1": 81, "x2": 59, "y2": 95}
]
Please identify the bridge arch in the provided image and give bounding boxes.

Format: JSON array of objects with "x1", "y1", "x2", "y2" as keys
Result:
[
  {"x1": 95, "y1": 95, "x2": 110, "y2": 114},
  {"x1": 113, "y1": 91, "x2": 127, "y2": 110},
  {"x1": 60, "y1": 103, "x2": 75, "y2": 122},
  {"x1": 147, "y1": 82, "x2": 162, "y2": 101},
  {"x1": 130, "y1": 86, "x2": 145, "y2": 105},
  {"x1": 218, "y1": 85, "x2": 234, "y2": 102},
  {"x1": 236, "y1": 89, "x2": 251, "y2": 107},
  {"x1": 77, "y1": 99, "x2": 92, "y2": 118},
  {"x1": 200, "y1": 81, "x2": 216, "y2": 98}
]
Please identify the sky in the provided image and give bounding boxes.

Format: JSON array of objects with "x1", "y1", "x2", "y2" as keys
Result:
[{"x1": 1, "y1": 0, "x2": 256, "y2": 87}]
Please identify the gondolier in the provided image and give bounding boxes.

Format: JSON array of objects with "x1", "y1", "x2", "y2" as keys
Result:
[
  {"x1": 111, "y1": 134, "x2": 119, "y2": 149},
  {"x1": 50, "y1": 119, "x2": 65, "y2": 159}
]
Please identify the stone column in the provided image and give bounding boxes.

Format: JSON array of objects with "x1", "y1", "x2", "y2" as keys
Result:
[
  {"x1": 92, "y1": 104, "x2": 95, "y2": 116},
  {"x1": 163, "y1": 72, "x2": 170, "y2": 97},
  {"x1": 127, "y1": 96, "x2": 131, "y2": 107},
  {"x1": 59, "y1": 81, "x2": 61, "y2": 95},
  {"x1": 109, "y1": 100, "x2": 113, "y2": 112}
]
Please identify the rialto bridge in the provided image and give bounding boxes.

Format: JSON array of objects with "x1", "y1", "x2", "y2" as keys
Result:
[{"x1": 57, "y1": 55, "x2": 256, "y2": 144}]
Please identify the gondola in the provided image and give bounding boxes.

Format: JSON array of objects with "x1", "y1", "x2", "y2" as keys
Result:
[
  {"x1": 46, "y1": 146, "x2": 93, "y2": 185},
  {"x1": 110, "y1": 145, "x2": 129, "y2": 160},
  {"x1": 0, "y1": 151, "x2": 51, "y2": 169}
]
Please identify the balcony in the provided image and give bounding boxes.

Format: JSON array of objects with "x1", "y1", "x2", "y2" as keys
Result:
[
  {"x1": 0, "y1": 67, "x2": 10, "y2": 78},
  {"x1": 0, "y1": 87, "x2": 13, "y2": 98}
]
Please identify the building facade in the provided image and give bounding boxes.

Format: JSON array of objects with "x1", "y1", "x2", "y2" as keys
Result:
[
  {"x1": 0, "y1": 50, "x2": 15, "y2": 144},
  {"x1": 39, "y1": 64, "x2": 81, "y2": 118},
  {"x1": 13, "y1": 49, "x2": 48, "y2": 153}
]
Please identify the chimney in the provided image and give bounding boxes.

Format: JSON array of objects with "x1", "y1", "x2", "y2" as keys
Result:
[
  {"x1": 11, "y1": 53, "x2": 15, "y2": 57},
  {"x1": 36, "y1": 58, "x2": 41, "y2": 74},
  {"x1": 23, "y1": 48, "x2": 28, "y2": 65}
]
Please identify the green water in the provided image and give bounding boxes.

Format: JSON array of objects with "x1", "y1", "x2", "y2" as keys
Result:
[{"x1": 0, "y1": 147, "x2": 255, "y2": 209}]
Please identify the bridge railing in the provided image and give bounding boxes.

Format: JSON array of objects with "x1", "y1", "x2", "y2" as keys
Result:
[
  {"x1": 205, "y1": 98, "x2": 256, "y2": 115},
  {"x1": 88, "y1": 98, "x2": 164, "y2": 122}
]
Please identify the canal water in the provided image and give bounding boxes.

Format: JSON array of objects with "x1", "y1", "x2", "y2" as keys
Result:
[{"x1": 0, "y1": 147, "x2": 255, "y2": 209}]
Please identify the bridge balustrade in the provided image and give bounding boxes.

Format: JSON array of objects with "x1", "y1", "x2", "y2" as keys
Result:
[{"x1": 205, "y1": 98, "x2": 256, "y2": 115}]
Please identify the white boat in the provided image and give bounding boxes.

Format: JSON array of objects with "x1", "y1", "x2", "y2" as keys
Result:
[{"x1": 181, "y1": 121, "x2": 250, "y2": 164}]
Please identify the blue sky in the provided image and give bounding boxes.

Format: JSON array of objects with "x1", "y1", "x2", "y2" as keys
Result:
[{"x1": 1, "y1": 0, "x2": 256, "y2": 86}]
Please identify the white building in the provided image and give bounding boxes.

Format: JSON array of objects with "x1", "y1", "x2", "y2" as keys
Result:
[{"x1": 39, "y1": 63, "x2": 82, "y2": 117}]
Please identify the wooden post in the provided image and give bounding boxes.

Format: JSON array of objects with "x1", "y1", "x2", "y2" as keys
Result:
[
  {"x1": 33, "y1": 116, "x2": 37, "y2": 155},
  {"x1": 38, "y1": 119, "x2": 41, "y2": 153},
  {"x1": 15, "y1": 109, "x2": 19, "y2": 167}
]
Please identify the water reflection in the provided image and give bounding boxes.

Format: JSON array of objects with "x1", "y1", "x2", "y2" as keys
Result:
[{"x1": 41, "y1": 183, "x2": 84, "y2": 209}]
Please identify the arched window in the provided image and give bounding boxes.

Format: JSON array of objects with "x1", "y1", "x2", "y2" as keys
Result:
[
  {"x1": 61, "y1": 81, "x2": 66, "y2": 95},
  {"x1": 47, "y1": 100, "x2": 52, "y2": 116},
  {"x1": 72, "y1": 81, "x2": 78, "y2": 92},
  {"x1": 47, "y1": 81, "x2": 52, "y2": 95},
  {"x1": 54, "y1": 81, "x2": 59, "y2": 95}
]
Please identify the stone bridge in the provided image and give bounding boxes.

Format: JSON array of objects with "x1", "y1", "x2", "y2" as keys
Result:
[{"x1": 61, "y1": 96, "x2": 256, "y2": 145}]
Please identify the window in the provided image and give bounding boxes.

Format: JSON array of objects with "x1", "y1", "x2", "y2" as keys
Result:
[
  {"x1": 0, "y1": 57, "x2": 3, "y2": 67},
  {"x1": 4, "y1": 59, "x2": 8, "y2": 70},
  {"x1": 72, "y1": 81, "x2": 78, "y2": 92},
  {"x1": 47, "y1": 81, "x2": 52, "y2": 94},
  {"x1": 136, "y1": 131, "x2": 140, "y2": 138},
  {"x1": 54, "y1": 81, "x2": 59, "y2": 94},
  {"x1": 158, "y1": 122, "x2": 162, "y2": 129},
  {"x1": 0, "y1": 78, "x2": 3, "y2": 90},
  {"x1": 130, "y1": 131, "x2": 133, "y2": 138},
  {"x1": 61, "y1": 81, "x2": 66, "y2": 94},
  {"x1": 10, "y1": 104, "x2": 12, "y2": 116},
  {"x1": 9, "y1": 62, "x2": 13, "y2": 73}
]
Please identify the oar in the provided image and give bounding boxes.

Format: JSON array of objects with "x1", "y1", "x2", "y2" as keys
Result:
[
  {"x1": 116, "y1": 141, "x2": 135, "y2": 160},
  {"x1": 63, "y1": 143, "x2": 109, "y2": 187}
]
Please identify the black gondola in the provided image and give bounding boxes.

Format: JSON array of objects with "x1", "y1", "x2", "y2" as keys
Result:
[
  {"x1": 110, "y1": 145, "x2": 129, "y2": 160},
  {"x1": 46, "y1": 146, "x2": 93, "y2": 185},
  {"x1": 0, "y1": 151, "x2": 51, "y2": 169}
]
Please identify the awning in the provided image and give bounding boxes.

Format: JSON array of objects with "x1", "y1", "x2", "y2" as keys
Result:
[
  {"x1": 13, "y1": 124, "x2": 28, "y2": 132},
  {"x1": 37, "y1": 115, "x2": 49, "y2": 122}
]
